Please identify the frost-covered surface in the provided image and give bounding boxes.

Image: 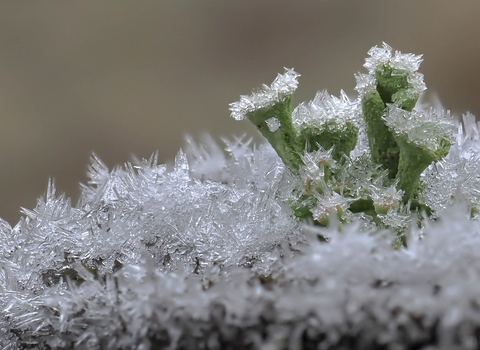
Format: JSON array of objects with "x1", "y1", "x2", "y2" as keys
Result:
[
  {"x1": 2, "y1": 126, "x2": 480, "y2": 349},
  {"x1": 229, "y1": 68, "x2": 300, "y2": 121},
  {"x1": 227, "y1": 43, "x2": 464, "y2": 236},
  {"x1": 3, "y1": 44, "x2": 480, "y2": 349},
  {"x1": 0, "y1": 137, "x2": 300, "y2": 349},
  {"x1": 421, "y1": 112, "x2": 480, "y2": 215},
  {"x1": 292, "y1": 90, "x2": 360, "y2": 132},
  {"x1": 383, "y1": 106, "x2": 455, "y2": 152},
  {"x1": 355, "y1": 42, "x2": 426, "y2": 98}
]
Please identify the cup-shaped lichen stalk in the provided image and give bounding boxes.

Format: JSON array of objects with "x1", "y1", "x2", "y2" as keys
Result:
[
  {"x1": 356, "y1": 43, "x2": 426, "y2": 180},
  {"x1": 292, "y1": 90, "x2": 359, "y2": 163},
  {"x1": 230, "y1": 70, "x2": 363, "y2": 223},
  {"x1": 383, "y1": 106, "x2": 454, "y2": 200},
  {"x1": 229, "y1": 68, "x2": 303, "y2": 172}
]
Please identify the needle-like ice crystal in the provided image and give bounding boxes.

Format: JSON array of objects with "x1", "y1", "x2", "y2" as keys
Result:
[{"x1": 229, "y1": 68, "x2": 300, "y2": 121}]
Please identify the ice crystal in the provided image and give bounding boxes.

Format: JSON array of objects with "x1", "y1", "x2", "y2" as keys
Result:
[
  {"x1": 265, "y1": 117, "x2": 281, "y2": 132},
  {"x1": 353, "y1": 72, "x2": 377, "y2": 96},
  {"x1": 369, "y1": 181, "x2": 403, "y2": 214},
  {"x1": 355, "y1": 43, "x2": 426, "y2": 112},
  {"x1": 4, "y1": 43, "x2": 480, "y2": 349},
  {"x1": 362, "y1": 42, "x2": 426, "y2": 97},
  {"x1": 310, "y1": 191, "x2": 351, "y2": 224},
  {"x1": 292, "y1": 90, "x2": 360, "y2": 131},
  {"x1": 421, "y1": 113, "x2": 480, "y2": 214},
  {"x1": 384, "y1": 105, "x2": 455, "y2": 151},
  {"x1": 0, "y1": 137, "x2": 303, "y2": 348},
  {"x1": 299, "y1": 146, "x2": 335, "y2": 191},
  {"x1": 364, "y1": 42, "x2": 423, "y2": 76},
  {"x1": 229, "y1": 68, "x2": 300, "y2": 121}
]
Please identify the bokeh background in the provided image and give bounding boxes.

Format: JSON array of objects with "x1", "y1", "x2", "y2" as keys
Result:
[{"x1": 1, "y1": 1, "x2": 480, "y2": 224}]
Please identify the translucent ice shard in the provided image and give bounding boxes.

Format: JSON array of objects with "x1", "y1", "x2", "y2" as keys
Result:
[{"x1": 383, "y1": 106, "x2": 455, "y2": 153}]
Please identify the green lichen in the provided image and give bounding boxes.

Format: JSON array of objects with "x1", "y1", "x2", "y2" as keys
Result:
[
  {"x1": 299, "y1": 121, "x2": 358, "y2": 161},
  {"x1": 362, "y1": 89, "x2": 400, "y2": 178},
  {"x1": 245, "y1": 96, "x2": 302, "y2": 171},
  {"x1": 395, "y1": 136, "x2": 451, "y2": 200},
  {"x1": 231, "y1": 43, "x2": 454, "y2": 239}
]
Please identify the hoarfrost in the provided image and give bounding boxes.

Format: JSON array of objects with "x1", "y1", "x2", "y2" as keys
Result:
[
  {"x1": 421, "y1": 113, "x2": 480, "y2": 214},
  {"x1": 364, "y1": 42, "x2": 423, "y2": 76},
  {"x1": 0, "y1": 136, "x2": 302, "y2": 348},
  {"x1": 384, "y1": 105, "x2": 455, "y2": 151},
  {"x1": 265, "y1": 117, "x2": 281, "y2": 132},
  {"x1": 354, "y1": 72, "x2": 376, "y2": 96},
  {"x1": 229, "y1": 68, "x2": 300, "y2": 121},
  {"x1": 355, "y1": 42, "x2": 426, "y2": 98},
  {"x1": 292, "y1": 90, "x2": 360, "y2": 131},
  {"x1": 2, "y1": 126, "x2": 480, "y2": 348}
]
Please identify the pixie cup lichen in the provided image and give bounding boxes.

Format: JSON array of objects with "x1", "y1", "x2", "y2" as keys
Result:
[{"x1": 230, "y1": 43, "x2": 457, "y2": 238}]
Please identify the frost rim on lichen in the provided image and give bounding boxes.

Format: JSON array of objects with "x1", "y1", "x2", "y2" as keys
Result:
[{"x1": 229, "y1": 68, "x2": 300, "y2": 121}]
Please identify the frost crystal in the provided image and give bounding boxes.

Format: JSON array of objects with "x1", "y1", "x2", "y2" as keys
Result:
[
  {"x1": 354, "y1": 72, "x2": 377, "y2": 96},
  {"x1": 292, "y1": 90, "x2": 360, "y2": 131},
  {"x1": 300, "y1": 147, "x2": 335, "y2": 190},
  {"x1": 364, "y1": 42, "x2": 423, "y2": 75},
  {"x1": 265, "y1": 117, "x2": 281, "y2": 132},
  {"x1": 384, "y1": 105, "x2": 455, "y2": 151},
  {"x1": 229, "y1": 68, "x2": 300, "y2": 121},
  {"x1": 421, "y1": 113, "x2": 480, "y2": 213},
  {"x1": 310, "y1": 191, "x2": 350, "y2": 224},
  {"x1": 370, "y1": 181, "x2": 403, "y2": 214},
  {"x1": 355, "y1": 42, "x2": 426, "y2": 99},
  {"x1": 0, "y1": 137, "x2": 304, "y2": 349}
]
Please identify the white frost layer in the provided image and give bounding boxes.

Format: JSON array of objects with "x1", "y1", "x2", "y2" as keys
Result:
[
  {"x1": 229, "y1": 68, "x2": 300, "y2": 121},
  {"x1": 1, "y1": 122, "x2": 480, "y2": 348},
  {"x1": 292, "y1": 90, "x2": 361, "y2": 131},
  {"x1": 355, "y1": 42, "x2": 426, "y2": 98},
  {"x1": 421, "y1": 113, "x2": 480, "y2": 215},
  {"x1": 384, "y1": 105, "x2": 455, "y2": 151},
  {"x1": 0, "y1": 137, "x2": 301, "y2": 348}
]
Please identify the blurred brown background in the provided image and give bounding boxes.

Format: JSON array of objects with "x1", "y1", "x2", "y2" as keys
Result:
[{"x1": 1, "y1": 1, "x2": 480, "y2": 225}]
